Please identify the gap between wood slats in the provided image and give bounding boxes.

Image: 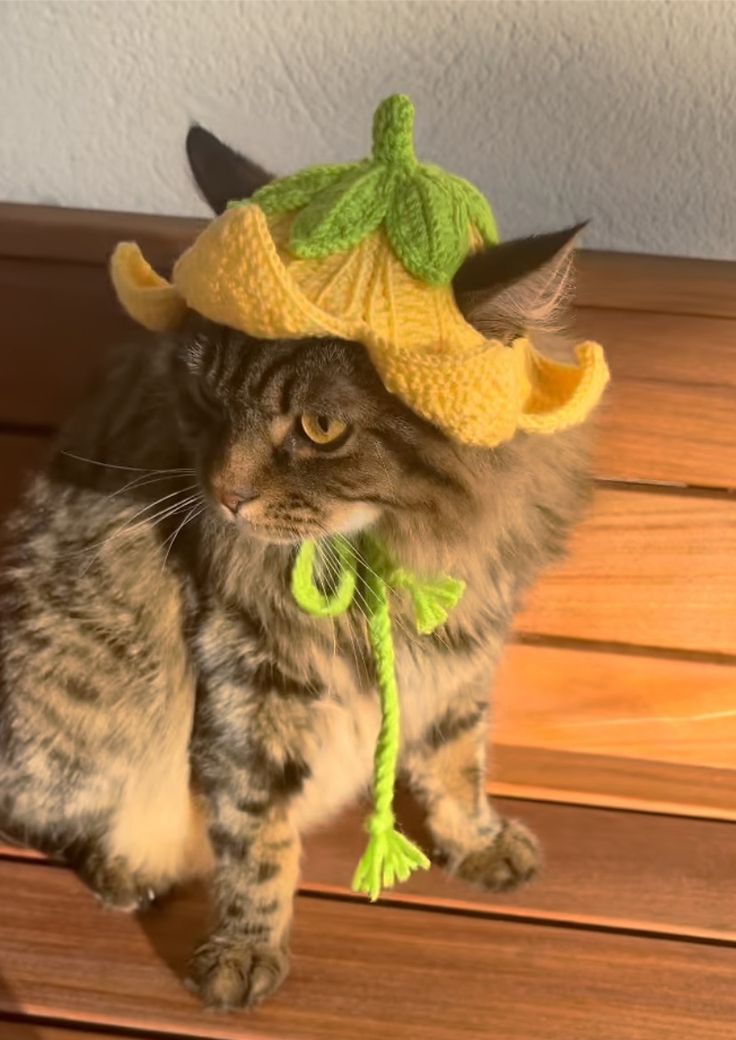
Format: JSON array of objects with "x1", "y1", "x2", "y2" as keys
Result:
[
  {"x1": 3, "y1": 438, "x2": 734, "y2": 659},
  {"x1": 5, "y1": 427, "x2": 733, "y2": 504},
  {"x1": 0, "y1": 1018, "x2": 159, "y2": 1040},
  {"x1": 3, "y1": 202, "x2": 736, "y2": 320},
  {"x1": 2, "y1": 251, "x2": 736, "y2": 490},
  {"x1": 515, "y1": 633, "x2": 736, "y2": 667},
  {"x1": 5, "y1": 795, "x2": 736, "y2": 942},
  {"x1": 2, "y1": 857, "x2": 736, "y2": 1040},
  {"x1": 491, "y1": 745, "x2": 736, "y2": 820}
]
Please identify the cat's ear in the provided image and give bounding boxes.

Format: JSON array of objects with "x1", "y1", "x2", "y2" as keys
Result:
[
  {"x1": 185, "y1": 125, "x2": 275, "y2": 215},
  {"x1": 452, "y1": 222, "x2": 587, "y2": 337}
]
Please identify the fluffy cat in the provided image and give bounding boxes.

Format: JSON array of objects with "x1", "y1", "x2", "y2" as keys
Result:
[{"x1": 0, "y1": 128, "x2": 595, "y2": 1009}]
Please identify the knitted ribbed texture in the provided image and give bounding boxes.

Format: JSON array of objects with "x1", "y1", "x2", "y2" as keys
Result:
[
  {"x1": 252, "y1": 95, "x2": 498, "y2": 285},
  {"x1": 109, "y1": 93, "x2": 610, "y2": 447},
  {"x1": 291, "y1": 536, "x2": 465, "y2": 900}
]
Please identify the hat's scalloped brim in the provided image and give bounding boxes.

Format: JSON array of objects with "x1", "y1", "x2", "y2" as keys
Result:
[
  {"x1": 109, "y1": 205, "x2": 609, "y2": 446},
  {"x1": 110, "y1": 242, "x2": 187, "y2": 332}
]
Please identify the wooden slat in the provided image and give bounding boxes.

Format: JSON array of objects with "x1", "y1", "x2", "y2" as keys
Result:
[
  {"x1": 0, "y1": 258, "x2": 131, "y2": 427},
  {"x1": 6, "y1": 444, "x2": 733, "y2": 658},
  {"x1": 0, "y1": 1024, "x2": 137, "y2": 1040},
  {"x1": 578, "y1": 308, "x2": 736, "y2": 488},
  {"x1": 5, "y1": 203, "x2": 736, "y2": 320},
  {"x1": 518, "y1": 488, "x2": 736, "y2": 657},
  {"x1": 1, "y1": 858, "x2": 735, "y2": 1039},
  {"x1": 0, "y1": 435, "x2": 49, "y2": 517},
  {"x1": 492, "y1": 745, "x2": 736, "y2": 819},
  {"x1": 576, "y1": 249, "x2": 736, "y2": 319},
  {"x1": 6, "y1": 797, "x2": 736, "y2": 941},
  {"x1": 302, "y1": 796, "x2": 736, "y2": 941},
  {"x1": 0, "y1": 202, "x2": 204, "y2": 270},
  {"x1": 494, "y1": 643, "x2": 736, "y2": 767},
  {"x1": 2, "y1": 205, "x2": 736, "y2": 493}
]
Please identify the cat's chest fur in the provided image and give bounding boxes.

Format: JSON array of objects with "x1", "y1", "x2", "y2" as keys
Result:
[
  {"x1": 201, "y1": 529, "x2": 514, "y2": 835},
  {"x1": 281, "y1": 593, "x2": 499, "y2": 833}
]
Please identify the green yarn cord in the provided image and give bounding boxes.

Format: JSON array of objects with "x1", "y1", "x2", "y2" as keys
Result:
[
  {"x1": 251, "y1": 94, "x2": 499, "y2": 285},
  {"x1": 291, "y1": 535, "x2": 465, "y2": 901}
]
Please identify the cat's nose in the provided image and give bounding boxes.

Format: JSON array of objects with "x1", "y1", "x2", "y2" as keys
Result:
[{"x1": 219, "y1": 489, "x2": 259, "y2": 516}]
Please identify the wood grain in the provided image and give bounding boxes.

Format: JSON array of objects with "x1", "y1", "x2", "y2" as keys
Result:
[
  {"x1": 0, "y1": 258, "x2": 131, "y2": 428},
  {"x1": 2, "y1": 444, "x2": 734, "y2": 656},
  {"x1": 302, "y1": 795, "x2": 736, "y2": 940},
  {"x1": 1, "y1": 858, "x2": 736, "y2": 1040},
  {"x1": 5, "y1": 203, "x2": 736, "y2": 319},
  {"x1": 3, "y1": 206, "x2": 736, "y2": 492},
  {"x1": 6, "y1": 797, "x2": 736, "y2": 941},
  {"x1": 491, "y1": 745, "x2": 736, "y2": 819},
  {"x1": 0, "y1": 202, "x2": 204, "y2": 270},
  {"x1": 0, "y1": 1024, "x2": 138, "y2": 1040},
  {"x1": 577, "y1": 307, "x2": 736, "y2": 488},
  {"x1": 576, "y1": 248, "x2": 736, "y2": 318},
  {"x1": 518, "y1": 488, "x2": 736, "y2": 657},
  {"x1": 494, "y1": 643, "x2": 736, "y2": 767}
]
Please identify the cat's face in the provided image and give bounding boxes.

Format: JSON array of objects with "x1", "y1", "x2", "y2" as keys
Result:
[{"x1": 174, "y1": 323, "x2": 478, "y2": 544}]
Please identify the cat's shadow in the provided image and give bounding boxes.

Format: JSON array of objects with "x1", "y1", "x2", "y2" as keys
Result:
[
  {"x1": 0, "y1": 970, "x2": 46, "y2": 1037},
  {"x1": 136, "y1": 877, "x2": 212, "y2": 987},
  {"x1": 136, "y1": 786, "x2": 433, "y2": 987}
]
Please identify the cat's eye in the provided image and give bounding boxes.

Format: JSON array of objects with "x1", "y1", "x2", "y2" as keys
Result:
[{"x1": 300, "y1": 413, "x2": 348, "y2": 446}]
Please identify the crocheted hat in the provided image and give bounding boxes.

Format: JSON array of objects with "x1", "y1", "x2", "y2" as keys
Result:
[{"x1": 110, "y1": 94, "x2": 608, "y2": 448}]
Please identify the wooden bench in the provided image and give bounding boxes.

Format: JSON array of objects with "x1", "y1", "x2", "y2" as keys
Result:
[{"x1": 1, "y1": 202, "x2": 735, "y2": 1039}]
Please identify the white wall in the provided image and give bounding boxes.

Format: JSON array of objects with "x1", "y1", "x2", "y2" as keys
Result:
[{"x1": 1, "y1": 0, "x2": 734, "y2": 258}]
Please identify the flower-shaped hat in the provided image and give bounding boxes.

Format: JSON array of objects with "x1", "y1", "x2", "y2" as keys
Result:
[{"x1": 111, "y1": 95, "x2": 608, "y2": 447}]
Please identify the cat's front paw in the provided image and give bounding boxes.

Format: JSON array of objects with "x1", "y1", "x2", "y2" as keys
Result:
[
  {"x1": 453, "y1": 818, "x2": 540, "y2": 893},
  {"x1": 188, "y1": 934, "x2": 289, "y2": 1009}
]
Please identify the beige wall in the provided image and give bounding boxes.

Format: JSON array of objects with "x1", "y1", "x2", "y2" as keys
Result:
[{"x1": 1, "y1": 0, "x2": 734, "y2": 258}]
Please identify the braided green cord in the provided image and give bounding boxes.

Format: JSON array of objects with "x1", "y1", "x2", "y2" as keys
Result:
[{"x1": 291, "y1": 535, "x2": 464, "y2": 901}]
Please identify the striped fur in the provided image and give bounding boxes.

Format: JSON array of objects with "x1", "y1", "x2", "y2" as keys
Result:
[{"x1": 0, "y1": 314, "x2": 592, "y2": 1007}]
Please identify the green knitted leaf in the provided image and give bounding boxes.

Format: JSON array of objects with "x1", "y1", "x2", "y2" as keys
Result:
[
  {"x1": 252, "y1": 163, "x2": 358, "y2": 215},
  {"x1": 290, "y1": 163, "x2": 390, "y2": 258},
  {"x1": 386, "y1": 168, "x2": 469, "y2": 285},
  {"x1": 447, "y1": 173, "x2": 499, "y2": 246}
]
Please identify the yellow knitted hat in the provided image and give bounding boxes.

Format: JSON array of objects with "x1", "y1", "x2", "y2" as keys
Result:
[{"x1": 110, "y1": 95, "x2": 608, "y2": 447}]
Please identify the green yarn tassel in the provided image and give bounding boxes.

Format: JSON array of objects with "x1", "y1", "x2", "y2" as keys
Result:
[{"x1": 291, "y1": 535, "x2": 465, "y2": 901}]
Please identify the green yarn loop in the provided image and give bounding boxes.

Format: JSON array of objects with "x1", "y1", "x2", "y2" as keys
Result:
[
  {"x1": 290, "y1": 538, "x2": 357, "y2": 616},
  {"x1": 251, "y1": 94, "x2": 499, "y2": 285},
  {"x1": 291, "y1": 535, "x2": 465, "y2": 901}
]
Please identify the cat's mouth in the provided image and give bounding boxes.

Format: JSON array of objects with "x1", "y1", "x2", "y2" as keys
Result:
[
  {"x1": 243, "y1": 519, "x2": 325, "y2": 545},
  {"x1": 216, "y1": 501, "x2": 381, "y2": 546}
]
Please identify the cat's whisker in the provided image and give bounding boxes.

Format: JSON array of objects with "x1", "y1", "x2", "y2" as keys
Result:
[
  {"x1": 79, "y1": 499, "x2": 200, "y2": 579},
  {"x1": 75, "y1": 487, "x2": 201, "y2": 573},
  {"x1": 106, "y1": 470, "x2": 198, "y2": 503},
  {"x1": 316, "y1": 539, "x2": 371, "y2": 684},
  {"x1": 60, "y1": 450, "x2": 196, "y2": 476},
  {"x1": 160, "y1": 502, "x2": 206, "y2": 573},
  {"x1": 340, "y1": 535, "x2": 439, "y2": 649},
  {"x1": 315, "y1": 536, "x2": 391, "y2": 676},
  {"x1": 64, "y1": 484, "x2": 200, "y2": 559},
  {"x1": 324, "y1": 535, "x2": 417, "y2": 648}
]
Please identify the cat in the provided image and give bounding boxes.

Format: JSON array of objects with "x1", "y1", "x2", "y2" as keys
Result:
[{"x1": 0, "y1": 125, "x2": 595, "y2": 1009}]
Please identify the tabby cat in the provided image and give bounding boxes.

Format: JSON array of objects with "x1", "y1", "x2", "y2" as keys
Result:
[{"x1": 0, "y1": 127, "x2": 595, "y2": 1009}]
